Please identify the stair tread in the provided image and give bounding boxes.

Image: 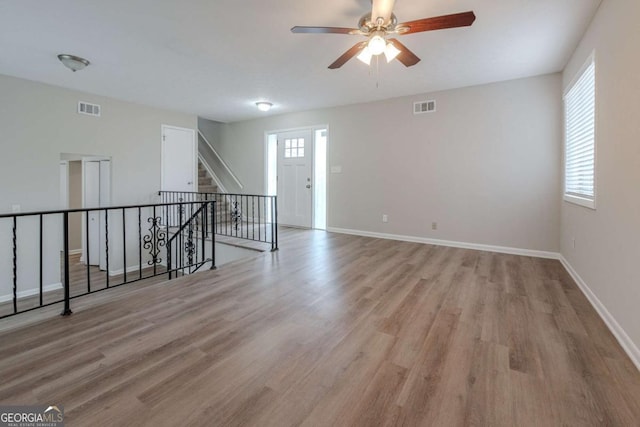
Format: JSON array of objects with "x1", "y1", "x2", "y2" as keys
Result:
[{"x1": 198, "y1": 160, "x2": 220, "y2": 193}]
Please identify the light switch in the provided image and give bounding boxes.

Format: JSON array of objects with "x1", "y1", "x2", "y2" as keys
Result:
[{"x1": 331, "y1": 166, "x2": 342, "y2": 174}]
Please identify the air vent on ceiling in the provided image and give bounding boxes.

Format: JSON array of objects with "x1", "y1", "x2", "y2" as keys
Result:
[
  {"x1": 413, "y1": 100, "x2": 436, "y2": 115},
  {"x1": 78, "y1": 101, "x2": 101, "y2": 117}
]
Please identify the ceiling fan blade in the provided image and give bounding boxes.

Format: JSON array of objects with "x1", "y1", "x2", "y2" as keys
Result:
[
  {"x1": 328, "y1": 42, "x2": 367, "y2": 69},
  {"x1": 291, "y1": 26, "x2": 358, "y2": 34},
  {"x1": 371, "y1": 0, "x2": 396, "y2": 26},
  {"x1": 387, "y1": 39, "x2": 420, "y2": 67},
  {"x1": 398, "y1": 11, "x2": 476, "y2": 35}
]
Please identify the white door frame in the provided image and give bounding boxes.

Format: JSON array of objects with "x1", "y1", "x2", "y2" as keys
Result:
[
  {"x1": 160, "y1": 124, "x2": 197, "y2": 192},
  {"x1": 59, "y1": 161, "x2": 69, "y2": 209},
  {"x1": 264, "y1": 125, "x2": 329, "y2": 229}
]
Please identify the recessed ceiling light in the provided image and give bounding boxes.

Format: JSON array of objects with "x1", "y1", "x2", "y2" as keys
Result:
[
  {"x1": 256, "y1": 101, "x2": 273, "y2": 112},
  {"x1": 57, "y1": 54, "x2": 90, "y2": 72}
]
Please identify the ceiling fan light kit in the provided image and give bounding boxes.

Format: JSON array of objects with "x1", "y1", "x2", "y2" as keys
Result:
[
  {"x1": 291, "y1": 0, "x2": 476, "y2": 70},
  {"x1": 256, "y1": 101, "x2": 273, "y2": 112},
  {"x1": 367, "y1": 31, "x2": 387, "y2": 55},
  {"x1": 383, "y1": 42, "x2": 401, "y2": 63},
  {"x1": 357, "y1": 47, "x2": 373, "y2": 65},
  {"x1": 357, "y1": 41, "x2": 400, "y2": 66}
]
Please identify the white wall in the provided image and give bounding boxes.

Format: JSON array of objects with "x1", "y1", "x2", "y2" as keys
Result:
[
  {"x1": 0, "y1": 73, "x2": 196, "y2": 212},
  {"x1": 197, "y1": 117, "x2": 243, "y2": 192},
  {"x1": 0, "y1": 74, "x2": 197, "y2": 301},
  {"x1": 561, "y1": 0, "x2": 640, "y2": 363},
  {"x1": 198, "y1": 117, "x2": 224, "y2": 148},
  {"x1": 209, "y1": 74, "x2": 562, "y2": 252}
]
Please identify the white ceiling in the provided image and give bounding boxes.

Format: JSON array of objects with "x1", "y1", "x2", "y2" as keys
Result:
[{"x1": 0, "y1": 0, "x2": 601, "y2": 123}]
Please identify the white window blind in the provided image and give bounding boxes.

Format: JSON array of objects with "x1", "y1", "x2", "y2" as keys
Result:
[{"x1": 564, "y1": 56, "x2": 596, "y2": 208}]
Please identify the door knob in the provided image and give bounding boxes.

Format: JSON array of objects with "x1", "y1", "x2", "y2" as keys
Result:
[
  {"x1": 306, "y1": 184, "x2": 311, "y2": 189},
  {"x1": 187, "y1": 181, "x2": 193, "y2": 185}
]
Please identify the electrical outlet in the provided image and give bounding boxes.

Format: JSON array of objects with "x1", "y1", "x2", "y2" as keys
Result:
[
  {"x1": 432, "y1": 222, "x2": 437, "y2": 230},
  {"x1": 382, "y1": 214, "x2": 388, "y2": 223}
]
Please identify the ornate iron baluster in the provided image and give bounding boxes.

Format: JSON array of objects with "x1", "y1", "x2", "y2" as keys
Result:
[
  {"x1": 62, "y1": 212, "x2": 72, "y2": 315},
  {"x1": 185, "y1": 217, "x2": 195, "y2": 268},
  {"x1": 178, "y1": 197, "x2": 185, "y2": 228},
  {"x1": 143, "y1": 216, "x2": 167, "y2": 265},
  {"x1": 86, "y1": 210, "x2": 91, "y2": 292},
  {"x1": 39, "y1": 214, "x2": 43, "y2": 306},
  {"x1": 138, "y1": 207, "x2": 142, "y2": 280},
  {"x1": 105, "y1": 209, "x2": 110, "y2": 288},
  {"x1": 122, "y1": 208, "x2": 127, "y2": 283},
  {"x1": 231, "y1": 200, "x2": 241, "y2": 232},
  {"x1": 12, "y1": 217, "x2": 17, "y2": 314}
]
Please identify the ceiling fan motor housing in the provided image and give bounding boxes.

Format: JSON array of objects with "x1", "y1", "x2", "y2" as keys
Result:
[{"x1": 358, "y1": 12, "x2": 398, "y2": 34}]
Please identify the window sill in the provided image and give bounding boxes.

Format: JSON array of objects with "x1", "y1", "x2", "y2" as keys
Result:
[{"x1": 564, "y1": 194, "x2": 596, "y2": 210}]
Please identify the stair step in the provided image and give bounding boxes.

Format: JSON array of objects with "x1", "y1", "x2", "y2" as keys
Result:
[{"x1": 198, "y1": 160, "x2": 221, "y2": 194}]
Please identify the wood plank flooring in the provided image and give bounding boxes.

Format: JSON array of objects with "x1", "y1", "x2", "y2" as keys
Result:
[
  {"x1": 0, "y1": 227, "x2": 639, "y2": 426},
  {"x1": 0, "y1": 254, "x2": 171, "y2": 318}
]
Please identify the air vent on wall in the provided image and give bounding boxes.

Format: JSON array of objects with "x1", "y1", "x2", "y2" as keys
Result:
[
  {"x1": 78, "y1": 101, "x2": 101, "y2": 117},
  {"x1": 413, "y1": 100, "x2": 436, "y2": 115}
]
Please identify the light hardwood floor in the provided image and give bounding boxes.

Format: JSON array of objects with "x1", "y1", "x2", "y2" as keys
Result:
[
  {"x1": 0, "y1": 254, "x2": 172, "y2": 318},
  {"x1": 0, "y1": 228, "x2": 639, "y2": 426}
]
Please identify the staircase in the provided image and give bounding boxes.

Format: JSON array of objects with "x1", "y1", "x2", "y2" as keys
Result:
[
  {"x1": 197, "y1": 160, "x2": 230, "y2": 226},
  {"x1": 198, "y1": 160, "x2": 218, "y2": 193}
]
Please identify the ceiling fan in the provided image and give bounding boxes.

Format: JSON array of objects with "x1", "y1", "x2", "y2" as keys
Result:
[{"x1": 291, "y1": 0, "x2": 475, "y2": 69}]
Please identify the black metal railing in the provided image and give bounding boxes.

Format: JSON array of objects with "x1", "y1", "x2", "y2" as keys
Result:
[
  {"x1": 158, "y1": 191, "x2": 278, "y2": 251},
  {"x1": 166, "y1": 201, "x2": 215, "y2": 279},
  {"x1": 0, "y1": 200, "x2": 215, "y2": 319}
]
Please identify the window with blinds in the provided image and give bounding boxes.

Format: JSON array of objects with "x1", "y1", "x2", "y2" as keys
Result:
[{"x1": 564, "y1": 54, "x2": 596, "y2": 209}]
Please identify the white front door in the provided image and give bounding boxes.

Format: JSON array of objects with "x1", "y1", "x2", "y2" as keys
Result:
[
  {"x1": 277, "y1": 130, "x2": 312, "y2": 228},
  {"x1": 161, "y1": 125, "x2": 196, "y2": 192}
]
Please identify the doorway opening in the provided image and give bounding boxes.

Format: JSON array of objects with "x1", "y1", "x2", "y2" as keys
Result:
[
  {"x1": 60, "y1": 153, "x2": 111, "y2": 269},
  {"x1": 266, "y1": 126, "x2": 327, "y2": 230}
]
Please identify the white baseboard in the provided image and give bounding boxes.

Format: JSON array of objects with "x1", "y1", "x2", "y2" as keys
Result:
[
  {"x1": 69, "y1": 249, "x2": 83, "y2": 255},
  {"x1": 326, "y1": 227, "x2": 560, "y2": 259},
  {"x1": 0, "y1": 282, "x2": 63, "y2": 303},
  {"x1": 559, "y1": 256, "x2": 640, "y2": 372},
  {"x1": 108, "y1": 264, "x2": 151, "y2": 277},
  {"x1": 108, "y1": 260, "x2": 169, "y2": 277}
]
